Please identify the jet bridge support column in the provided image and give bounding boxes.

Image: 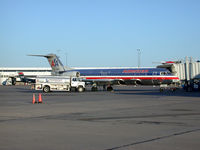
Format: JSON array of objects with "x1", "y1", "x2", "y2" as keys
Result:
[
  {"x1": 185, "y1": 56, "x2": 190, "y2": 82},
  {"x1": 184, "y1": 57, "x2": 195, "y2": 91}
]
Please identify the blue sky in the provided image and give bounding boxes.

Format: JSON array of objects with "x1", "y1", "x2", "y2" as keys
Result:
[{"x1": 0, "y1": 0, "x2": 200, "y2": 67}]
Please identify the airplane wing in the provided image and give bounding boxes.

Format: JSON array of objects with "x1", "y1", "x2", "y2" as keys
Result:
[
  {"x1": 82, "y1": 78, "x2": 141, "y2": 86},
  {"x1": 82, "y1": 78, "x2": 114, "y2": 85}
]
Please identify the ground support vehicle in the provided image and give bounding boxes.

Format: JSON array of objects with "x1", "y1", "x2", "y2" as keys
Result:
[
  {"x1": 159, "y1": 84, "x2": 180, "y2": 92},
  {"x1": 2, "y1": 77, "x2": 16, "y2": 85},
  {"x1": 33, "y1": 76, "x2": 85, "y2": 93}
]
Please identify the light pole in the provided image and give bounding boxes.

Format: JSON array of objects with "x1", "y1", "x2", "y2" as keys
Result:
[{"x1": 137, "y1": 49, "x2": 141, "y2": 68}]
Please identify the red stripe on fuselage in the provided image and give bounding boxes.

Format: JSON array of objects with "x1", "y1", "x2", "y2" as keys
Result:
[{"x1": 85, "y1": 76, "x2": 179, "y2": 80}]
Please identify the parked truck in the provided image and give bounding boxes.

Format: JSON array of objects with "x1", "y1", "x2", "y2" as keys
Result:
[{"x1": 33, "y1": 76, "x2": 85, "y2": 92}]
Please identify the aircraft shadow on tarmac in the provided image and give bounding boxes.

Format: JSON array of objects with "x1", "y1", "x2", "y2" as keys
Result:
[{"x1": 115, "y1": 89, "x2": 200, "y2": 98}]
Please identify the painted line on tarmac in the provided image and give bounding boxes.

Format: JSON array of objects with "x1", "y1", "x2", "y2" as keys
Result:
[{"x1": 105, "y1": 128, "x2": 200, "y2": 150}]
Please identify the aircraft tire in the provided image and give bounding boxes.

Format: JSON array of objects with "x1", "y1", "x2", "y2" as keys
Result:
[
  {"x1": 91, "y1": 87, "x2": 98, "y2": 91},
  {"x1": 107, "y1": 86, "x2": 113, "y2": 91}
]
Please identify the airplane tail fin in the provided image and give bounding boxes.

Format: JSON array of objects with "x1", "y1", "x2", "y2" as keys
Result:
[{"x1": 28, "y1": 54, "x2": 66, "y2": 73}]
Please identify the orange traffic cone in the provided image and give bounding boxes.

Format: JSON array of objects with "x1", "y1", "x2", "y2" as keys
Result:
[
  {"x1": 38, "y1": 93, "x2": 43, "y2": 103},
  {"x1": 32, "y1": 93, "x2": 36, "y2": 104}
]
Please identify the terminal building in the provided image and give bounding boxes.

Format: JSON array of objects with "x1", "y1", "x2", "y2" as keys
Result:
[{"x1": 0, "y1": 67, "x2": 51, "y2": 85}]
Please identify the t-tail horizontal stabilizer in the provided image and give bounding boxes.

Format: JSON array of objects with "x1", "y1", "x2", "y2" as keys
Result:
[{"x1": 28, "y1": 54, "x2": 66, "y2": 73}]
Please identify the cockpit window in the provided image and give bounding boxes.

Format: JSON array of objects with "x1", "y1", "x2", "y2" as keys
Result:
[
  {"x1": 72, "y1": 78, "x2": 82, "y2": 81},
  {"x1": 72, "y1": 78, "x2": 77, "y2": 81}
]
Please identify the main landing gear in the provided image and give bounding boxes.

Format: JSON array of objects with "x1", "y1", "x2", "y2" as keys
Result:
[
  {"x1": 91, "y1": 84, "x2": 113, "y2": 91},
  {"x1": 91, "y1": 83, "x2": 98, "y2": 91},
  {"x1": 91, "y1": 86, "x2": 98, "y2": 91},
  {"x1": 106, "y1": 85, "x2": 113, "y2": 91}
]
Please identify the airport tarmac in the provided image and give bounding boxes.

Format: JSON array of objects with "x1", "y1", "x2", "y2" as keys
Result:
[{"x1": 0, "y1": 85, "x2": 200, "y2": 150}]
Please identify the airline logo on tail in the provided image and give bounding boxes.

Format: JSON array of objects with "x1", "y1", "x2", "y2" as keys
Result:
[{"x1": 49, "y1": 59, "x2": 59, "y2": 67}]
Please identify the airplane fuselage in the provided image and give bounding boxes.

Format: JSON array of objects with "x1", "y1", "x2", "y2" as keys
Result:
[
  {"x1": 29, "y1": 54, "x2": 180, "y2": 89},
  {"x1": 71, "y1": 67, "x2": 179, "y2": 85}
]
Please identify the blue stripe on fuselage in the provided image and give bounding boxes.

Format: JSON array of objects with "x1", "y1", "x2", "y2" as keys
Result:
[{"x1": 71, "y1": 68, "x2": 171, "y2": 76}]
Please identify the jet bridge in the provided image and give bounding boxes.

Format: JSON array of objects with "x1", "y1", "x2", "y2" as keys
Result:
[{"x1": 157, "y1": 57, "x2": 200, "y2": 91}]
